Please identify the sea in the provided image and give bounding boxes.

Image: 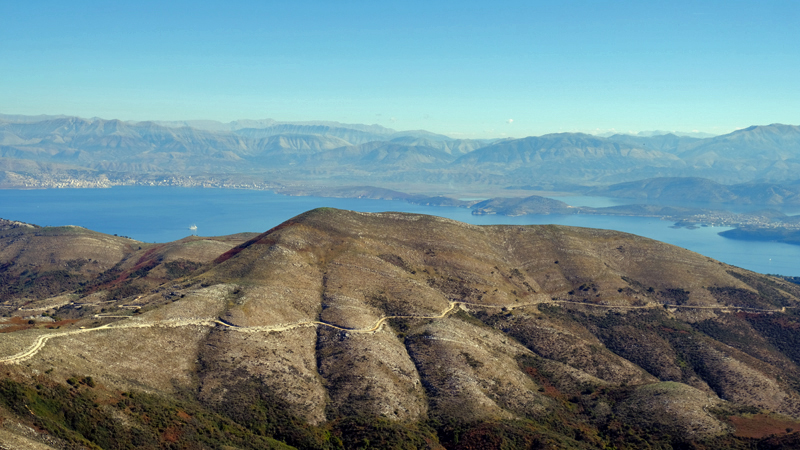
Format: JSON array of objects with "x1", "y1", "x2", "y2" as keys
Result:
[{"x1": 1, "y1": 187, "x2": 798, "y2": 277}]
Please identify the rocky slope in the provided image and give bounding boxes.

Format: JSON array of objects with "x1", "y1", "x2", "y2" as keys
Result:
[{"x1": 2, "y1": 209, "x2": 800, "y2": 449}]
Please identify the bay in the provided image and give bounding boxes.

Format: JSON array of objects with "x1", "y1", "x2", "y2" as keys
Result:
[{"x1": 1, "y1": 186, "x2": 798, "y2": 276}]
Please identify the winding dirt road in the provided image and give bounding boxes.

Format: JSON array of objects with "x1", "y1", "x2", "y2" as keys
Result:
[
  {"x1": 0, "y1": 297, "x2": 787, "y2": 366},
  {"x1": 0, "y1": 302, "x2": 459, "y2": 365}
]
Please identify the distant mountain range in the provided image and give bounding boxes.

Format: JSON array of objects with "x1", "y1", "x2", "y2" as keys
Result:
[
  {"x1": 596, "y1": 129, "x2": 717, "y2": 138},
  {"x1": 2, "y1": 114, "x2": 800, "y2": 191}
]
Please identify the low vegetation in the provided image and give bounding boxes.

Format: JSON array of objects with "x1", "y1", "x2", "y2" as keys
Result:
[{"x1": 2, "y1": 208, "x2": 800, "y2": 449}]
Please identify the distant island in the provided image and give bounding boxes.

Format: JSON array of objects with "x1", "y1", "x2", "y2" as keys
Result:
[
  {"x1": 277, "y1": 187, "x2": 800, "y2": 245},
  {"x1": 718, "y1": 227, "x2": 800, "y2": 246}
]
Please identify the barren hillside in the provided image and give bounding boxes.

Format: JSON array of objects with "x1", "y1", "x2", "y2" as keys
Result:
[{"x1": 2, "y1": 209, "x2": 800, "y2": 449}]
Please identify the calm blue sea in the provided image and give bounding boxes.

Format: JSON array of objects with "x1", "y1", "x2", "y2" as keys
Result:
[{"x1": 1, "y1": 187, "x2": 798, "y2": 276}]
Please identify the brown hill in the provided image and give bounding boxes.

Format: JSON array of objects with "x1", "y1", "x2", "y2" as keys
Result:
[
  {"x1": 0, "y1": 221, "x2": 255, "y2": 316},
  {"x1": 2, "y1": 208, "x2": 800, "y2": 449}
]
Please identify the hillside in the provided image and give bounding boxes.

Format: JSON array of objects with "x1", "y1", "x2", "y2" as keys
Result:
[
  {"x1": 596, "y1": 177, "x2": 800, "y2": 206},
  {"x1": 3, "y1": 209, "x2": 800, "y2": 448}
]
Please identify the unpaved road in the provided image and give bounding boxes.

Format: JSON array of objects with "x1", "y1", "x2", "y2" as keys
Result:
[
  {"x1": 0, "y1": 302, "x2": 459, "y2": 365},
  {"x1": 0, "y1": 297, "x2": 786, "y2": 366}
]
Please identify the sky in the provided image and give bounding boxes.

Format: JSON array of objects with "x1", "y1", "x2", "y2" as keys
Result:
[{"x1": 1, "y1": 0, "x2": 799, "y2": 139}]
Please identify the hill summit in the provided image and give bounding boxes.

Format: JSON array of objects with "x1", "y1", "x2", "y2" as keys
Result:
[{"x1": 2, "y1": 208, "x2": 800, "y2": 449}]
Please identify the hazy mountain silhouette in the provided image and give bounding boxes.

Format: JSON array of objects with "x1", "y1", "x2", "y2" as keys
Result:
[{"x1": 2, "y1": 115, "x2": 800, "y2": 188}]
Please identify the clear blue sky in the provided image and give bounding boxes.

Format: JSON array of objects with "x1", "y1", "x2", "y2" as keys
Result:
[{"x1": 2, "y1": 0, "x2": 798, "y2": 138}]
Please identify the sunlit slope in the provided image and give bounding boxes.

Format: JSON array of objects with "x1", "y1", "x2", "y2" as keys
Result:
[
  {"x1": 3, "y1": 208, "x2": 800, "y2": 448},
  {"x1": 196, "y1": 209, "x2": 800, "y2": 425}
]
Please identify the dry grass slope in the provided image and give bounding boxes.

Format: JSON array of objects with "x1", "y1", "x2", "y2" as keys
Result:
[{"x1": 2, "y1": 207, "x2": 800, "y2": 449}]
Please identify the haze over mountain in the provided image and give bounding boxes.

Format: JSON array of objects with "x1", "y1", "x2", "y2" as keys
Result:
[
  {"x1": 596, "y1": 130, "x2": 717, "y2": 139},
  {"x1": 595, "y1": 177, "x2": 800, "y2": 206},
  {"x1": 2, "y1": 115, "x2": 800, "y2": 192},
  {"x1": 2, "y1": 209, "x2": 800, "y2": 449}
]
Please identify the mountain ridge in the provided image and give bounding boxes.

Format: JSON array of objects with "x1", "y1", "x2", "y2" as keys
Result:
[
  {"x1": 3, "y1": 114, "x2": 800, "y2": 188},
  {"x1": 2, "y1": 209, "x2": 800, "y2": 448}
]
